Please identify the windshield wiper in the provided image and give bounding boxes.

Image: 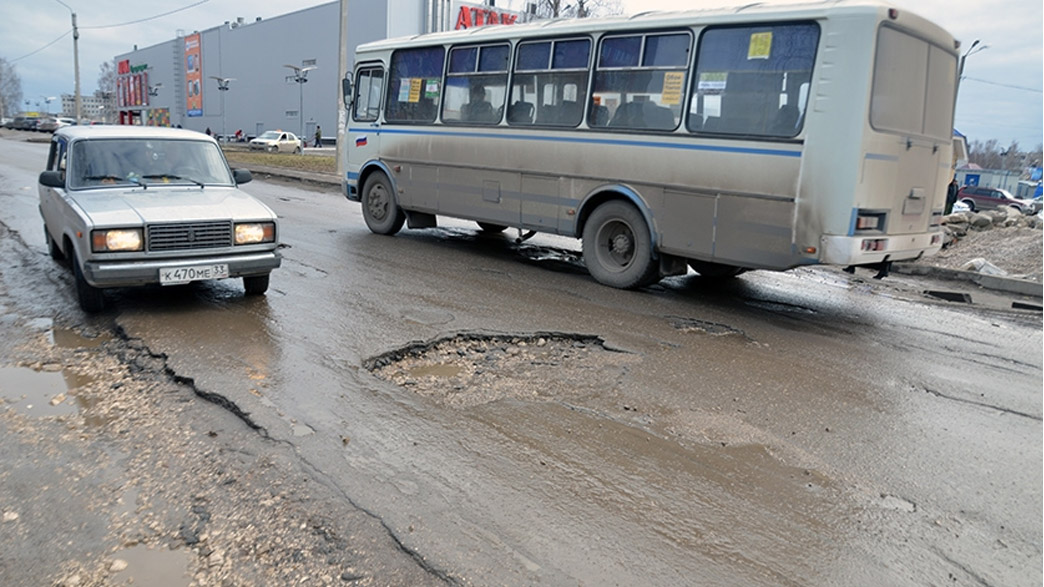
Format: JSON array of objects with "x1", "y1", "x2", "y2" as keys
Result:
[
  {"x1": 82, "y1": 174, "x2": 126, "y2": 183},
  {"x1": 143, "y1": 174, "x2": 205, "y2": 188}
]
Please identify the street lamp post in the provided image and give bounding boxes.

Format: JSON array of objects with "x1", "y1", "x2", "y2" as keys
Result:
[
  {"x1": 956, "y1": 39, "x2": 988, "y2": 101},
  {"x1": 209, "y1": 76, "x2": 234, "y2": 142},
  {"x1": 284, "y1": 64, "x2": 317, "y2": 139},
  {"x1": 55, "y1": 0, "x2": 81, "y2": 122}
]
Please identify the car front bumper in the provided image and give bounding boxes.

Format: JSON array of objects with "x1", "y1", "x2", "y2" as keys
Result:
[{"x1": 83, "y1": 251, "x2": 281, "y2": 288}]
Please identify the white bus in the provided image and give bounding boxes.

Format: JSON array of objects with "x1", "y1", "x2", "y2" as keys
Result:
[{"x1": 340, "y1": 1, "x2": 957, "y2": 288}]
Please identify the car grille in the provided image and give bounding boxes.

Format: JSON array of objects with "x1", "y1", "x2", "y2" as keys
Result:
[{"x1": 148, "y1": 221, "x2": 233, "y2": 251}]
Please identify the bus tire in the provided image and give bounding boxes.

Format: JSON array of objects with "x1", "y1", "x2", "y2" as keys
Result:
[
  {"x1": 361, "y1": 172, "x2": 406, "y2": 235},
  {"x1": 476, "y1": 222, "x2": 507, "y2": 233},
  {"x1": 73, "y1": 255, "x2": 105, "y2": 313},
  {"x1": 582, "y1": 200, "x2": 659, "y2": 289},
  {"x1": 689, "y1": 260, "x2": 745, "y2": 279}
]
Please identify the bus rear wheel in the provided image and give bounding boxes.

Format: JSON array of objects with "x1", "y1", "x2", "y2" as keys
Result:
[
  {"x1": 582, "y1": 201, "x2": 659, "y2": 289},
  {"x1": 361, "y1": 172, "x2": 406, "y2": 235}
]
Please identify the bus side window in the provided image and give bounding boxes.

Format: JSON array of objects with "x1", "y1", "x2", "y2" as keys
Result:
[
  {"x1": 591, "y1": 32, "x2": 690, "y2": 132},
  {"x1": 510, "y1": 38, "x2": 591, "y2": 128},
  {"x1": 354, "y1": 67, "x2": 385, "y2": 122},
  {"x1": 386, "y1": 47, "x2": 445, "y2": 123}
]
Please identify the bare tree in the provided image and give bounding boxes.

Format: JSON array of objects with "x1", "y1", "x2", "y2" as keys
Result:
[
  {"x1": 532, "y1": 0, "x2": 622, "y2": 19},
  {"x1": 0, "y1": 57, "x2": 24, "y2": 119},
  {"x1": 95, "y1": 60, "x2": 117, "y2": 123}
]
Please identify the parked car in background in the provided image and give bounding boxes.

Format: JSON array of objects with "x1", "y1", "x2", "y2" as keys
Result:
[
  {"x1": 38, "y1": 126, "x2": 282, "y2": 312},
  {"x1": 0, "y1": 117, "x2": 12, "y2": 128},
  {"x1": 13, "y1": 116, "x2": 41, "y2": 131},
  {"x1": 36, "y1": 117, "x2": 60, "y2": 132},
  {"x1": 248, "y1": 130, "x2": 302, "y2": 154},
  {"x1": 957, "y1": 185, "x2": 1042, "y2": 215}
]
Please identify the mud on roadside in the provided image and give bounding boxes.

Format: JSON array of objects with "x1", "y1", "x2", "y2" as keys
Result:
[{"x1": 0, "y1": 220, "x2": 447, "y2": 586}]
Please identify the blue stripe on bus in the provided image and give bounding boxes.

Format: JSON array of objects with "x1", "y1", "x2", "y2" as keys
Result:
[{"x1": 349, "y1": 127, "x2": 803, "y2": 158}]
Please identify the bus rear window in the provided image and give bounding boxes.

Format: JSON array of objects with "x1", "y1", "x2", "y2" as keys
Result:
[
  {"x1": 689, "y1": 22, "x2": 819, "y2": 138},
  {"x1": 870, "y1": 26, "x2": 956, "y2": 140}
]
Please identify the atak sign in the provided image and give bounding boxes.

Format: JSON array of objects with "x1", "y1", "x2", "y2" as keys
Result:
[{"x1": 453, "y1": 1, "x2": 523, "y2": 29}]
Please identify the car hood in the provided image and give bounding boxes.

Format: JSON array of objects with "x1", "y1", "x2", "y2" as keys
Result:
[{"x1": 70, "y1": 186, "x2": 276, "y2": 226}]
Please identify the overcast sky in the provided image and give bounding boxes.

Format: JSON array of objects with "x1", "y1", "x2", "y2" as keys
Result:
[{"x1": 2, "y1": 0, "x2": 1040, "y2": 148}]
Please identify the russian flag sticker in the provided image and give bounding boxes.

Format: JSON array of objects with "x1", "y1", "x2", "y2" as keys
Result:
[{"x1": 355, "y1": 136, "x2": 368, "y2": 147}]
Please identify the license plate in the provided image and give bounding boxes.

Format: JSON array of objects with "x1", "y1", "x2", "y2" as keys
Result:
[{"x1": 159, "y1": 263, "x2": 229, "y2": 285}]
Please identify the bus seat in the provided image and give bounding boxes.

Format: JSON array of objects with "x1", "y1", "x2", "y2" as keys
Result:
[
  {"x1": 537, "y1": 104, "x2": 559, "y2": 124},
  {"x1": 508, "y1": 101, "x2": 534, "y2": 123},
  {"x1": 462, "y1": 100, "x2": 495, "y2": 122},
  {"x1": 772, "y1": 104, "x2": 799, "y2": 135},
  {"x1": 609, "y1": 102, "x2": 644, "y2": 128},
  {"x1": 643, "y1": 103, "x2": 676, "y2": 130},
  {"x1": 559, "y1": 101, "x2": 582, "y2": 125},
  {"x1": 590, "y1": 105, "x2": 609, "y2": 127}
]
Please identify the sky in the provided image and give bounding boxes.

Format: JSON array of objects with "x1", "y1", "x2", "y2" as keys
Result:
[{"x1": 1, "y1": 0, "x2": 1041, "y2": 148}]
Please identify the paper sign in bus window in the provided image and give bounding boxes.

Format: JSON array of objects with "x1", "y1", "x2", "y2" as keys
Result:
[
  {"x1": 697, "y1": 72, "x2": 727, "y2": 94},
  {"x1": 398, "y1": 79, "x2": 413, "y2": 102},
  {"x1": 424, "y1": 79, "x2": 440, "y2": 99},
  {"x1": 748, "y1": 32, "x2": 772, "y2": 59},
  {"x1": 408, "y1": 78, "x2": 424, "y2": 102},
  {"x1": 661, "y1": 71, "x2": 685, "y2": 105}
]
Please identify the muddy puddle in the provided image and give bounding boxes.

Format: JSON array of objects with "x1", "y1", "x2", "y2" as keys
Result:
[
  {"x1": 367, "y1": 332, "x2": 639, "y2": 407},
  {"x1": 109, "y1": 544, "x2": 193, "y2": 586}
]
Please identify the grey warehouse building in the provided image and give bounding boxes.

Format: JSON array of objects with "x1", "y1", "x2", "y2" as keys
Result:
[{"x1": 112, "y1": 1, "x2": 435, "y2": 141}]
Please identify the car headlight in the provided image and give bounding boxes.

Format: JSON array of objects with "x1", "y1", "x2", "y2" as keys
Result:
[
  {"x1": 92, "y1": 228, "x2": 143, "y2": 252},
  {"x1": 234, "y1": 222, "x2": 275, "y2": 245}
]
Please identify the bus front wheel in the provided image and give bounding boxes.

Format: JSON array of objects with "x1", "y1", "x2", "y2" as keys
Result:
[
  {"x1": 361, "y1": 172, "x2": 406, "y2": 235},
  {"x1": 582, "y1": 201, "x2": 659, "y2": 289}
]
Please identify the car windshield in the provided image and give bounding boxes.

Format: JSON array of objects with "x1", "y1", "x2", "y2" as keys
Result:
[
  {"x1": 69, "y1": 138, "x2": 234, "y2": 189},
  {"x1": 258, "y1": 131, "x2": 281, "y2": 140}
]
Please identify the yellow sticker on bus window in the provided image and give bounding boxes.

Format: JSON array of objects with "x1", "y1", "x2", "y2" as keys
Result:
[
  {"x1": 661, "y1": 71, "x2": 685, "y2": 105},
  {"x1": 748, "y1": 32, "x2": 772, "y2": 60},
  {"x1": 408, "y1": 78, "x2": 423, "y2": 103}
]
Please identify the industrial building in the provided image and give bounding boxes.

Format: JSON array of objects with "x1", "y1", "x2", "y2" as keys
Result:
[{"x1": 111, "y1": 1, "x2": 527, "y2": 141}]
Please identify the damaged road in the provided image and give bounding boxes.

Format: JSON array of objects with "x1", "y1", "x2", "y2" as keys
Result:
[{"x1": 1, "y1": 134, "x2": 1041, "y2": 586}]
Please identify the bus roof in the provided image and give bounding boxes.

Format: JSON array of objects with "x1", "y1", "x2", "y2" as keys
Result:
[{"x1": 355, "y1": 0, "x2": 954, "y2": 55}]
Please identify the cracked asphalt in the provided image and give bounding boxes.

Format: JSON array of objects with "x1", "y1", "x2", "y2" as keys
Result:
[{"x1": 1, "y1": 132, "x2": 1041, "y2": 586}]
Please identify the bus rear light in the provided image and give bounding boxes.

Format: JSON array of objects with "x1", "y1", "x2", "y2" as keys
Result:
[
  {"x1": 856, "y1": 216, "x2": 880, "y2": 230},
  {"x1": 861, "y1": 238, "x2": 887, "y2": 252}
]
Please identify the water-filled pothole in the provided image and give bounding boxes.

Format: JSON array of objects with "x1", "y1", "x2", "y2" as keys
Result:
[
  {"x1": 109, "y1": 544, "x2": 192, "y2": 586},
  {"x1": 367, "y1": 332, "x2": 636, "y2": 407},
  {"x1": 0, "y1": 366, "x2": 96, "y2": 419}
]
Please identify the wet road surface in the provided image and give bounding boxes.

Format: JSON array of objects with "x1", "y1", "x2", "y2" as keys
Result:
[{"x1": 1, "y1": 135, "x2": 1041, "y2": 585}]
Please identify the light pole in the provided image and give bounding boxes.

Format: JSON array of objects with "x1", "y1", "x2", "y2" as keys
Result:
[
  {"x1": 955, "y1": 39, "x2": 988, "y2": 101},
  {"x1": 209, "y1": 76, "x2": 234, "y2": 142},
  {"x1": 284, "y1": 64, "x2": 316, "y2": 139},
  {"x1": 40, "y1": 96, "x2": 57, "y2": 115},
  {"x1": 55, "y1": 0, "x2": 81, "y2": 122}
]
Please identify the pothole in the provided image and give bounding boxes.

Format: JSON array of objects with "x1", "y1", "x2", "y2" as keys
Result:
[
  {"x1": 366, "y1": 332, "x2": 636, "y2": 407},
  {"x1": 668, "y1": 316, "x2": 750, "y2": 338},
  {"x1": 0, "y1": 365, "x2": 98, "y2": 420},
  {"x1": 108, "y1": 544, "x2": 193, "y2": 586}
]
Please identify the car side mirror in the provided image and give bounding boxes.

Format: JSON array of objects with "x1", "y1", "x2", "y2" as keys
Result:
[
  {"x1": 232, "y1": 168, "x2": 252, "y2": 185},
  {"x1": 342, "y1": 76, "x2": 353, "y2": 109},
  {"x1": 39, "y1": 170, "x2": 65, "y2": 188}
]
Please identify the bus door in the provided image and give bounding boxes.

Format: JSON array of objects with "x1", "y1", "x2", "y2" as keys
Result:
[{"x1": 349, "y1": 65, "x2": 385, "y2": 180}]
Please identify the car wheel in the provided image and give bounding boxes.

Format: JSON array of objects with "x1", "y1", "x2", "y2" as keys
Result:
[
  {"x1": 45, "y1": 225, "x2": 64, "y2": 261},
  {"x1": 267, "y1": 145, "x2": 277, "y2": 153},
  {"x1": 582, "y1": 200, "x2": 659, "y2": 289},
  {"x1": 243, "y1": 274, "x2": 270, "y2": 296},
  {"x1": 961, "y1": 199, "x2": 976, "y2": 212},
  {"x1": 361, "y1": 172, "x2": 406, "y2": 235},
  {"x1": 73, "y1": 255, "x2": 105, "y2": 313},
  {"x1": 294, "y1": 146, "x2": 302, "y2": 155}
]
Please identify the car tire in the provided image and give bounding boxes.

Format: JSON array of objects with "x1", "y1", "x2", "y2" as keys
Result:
[
  {"x1": 267, "y1": 145, "x2": 277, "y2": 153},
  {"x1": 294, "y1": 146, "x2": 302, "y2": 155},
  {"x1": 961, "y1": 199, "x2": 976, "y2": 212},
  {"x1": 582, "y1": 200, "x2": 660, "y2": 289},
  {"x1": 73, "y1": 255, "x2": 105, "y2": 313},
  {"x1": 45, "y1": 225, "x2": 64, "y2": 261},
  {"x1": 361, "y1": 172, "x2": 406, "y2": 235},
  {"x1": 243, "y1": 274, "x2": 270, "y2": 296}
]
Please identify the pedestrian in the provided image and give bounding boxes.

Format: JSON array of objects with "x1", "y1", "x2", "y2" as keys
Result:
[
  {"x1": 205, "y1": 127, "x2": 212, "y2": 137},
  {"x1": 313, "y1": 125, "x2": 322, "y2": 148},
  {"x1": 945, "y1": 177, "x2": 958, "y2": 215}
]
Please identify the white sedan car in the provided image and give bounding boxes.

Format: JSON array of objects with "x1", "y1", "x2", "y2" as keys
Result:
[
  {"x1": 39, "y1": 126, "x2": 282, "y2": 312},
  {"x1": 248, "y1": 130, "x2": 303, "y2": 153}
]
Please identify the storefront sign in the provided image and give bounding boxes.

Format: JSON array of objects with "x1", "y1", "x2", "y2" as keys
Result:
[{"x1": 453, "y1": 1, "x2": 522, "y2": 29}]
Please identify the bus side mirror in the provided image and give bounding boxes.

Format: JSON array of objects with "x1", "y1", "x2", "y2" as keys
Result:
[{"x1": 342, "y1": 77, "x2": 353, "y2": 109}]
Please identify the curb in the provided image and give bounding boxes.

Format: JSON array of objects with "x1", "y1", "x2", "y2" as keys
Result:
[
  {"x1": 893, "y1": 263, "x2": 1043, "y2": 298},
  {"x1": 238, "y1": 164, "x2": 340, "y2": 186}
]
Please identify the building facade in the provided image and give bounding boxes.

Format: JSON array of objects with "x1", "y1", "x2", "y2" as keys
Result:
[{"x1": 110, "y1": 1, "x2": 526, "y2": 140}]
